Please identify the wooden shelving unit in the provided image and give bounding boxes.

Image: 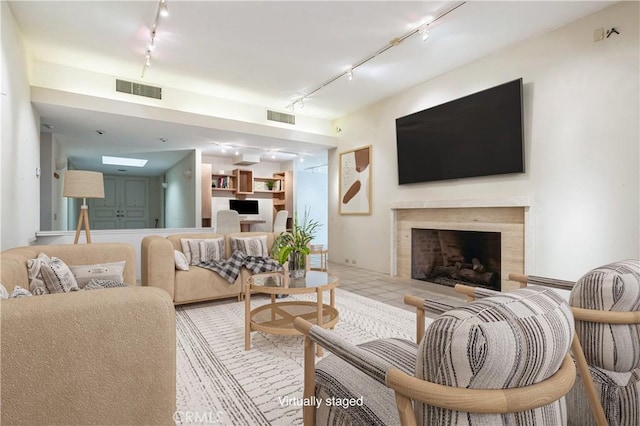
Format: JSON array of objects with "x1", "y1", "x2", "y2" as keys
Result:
[
  {"x1": 201, "y1": 166, "x2": 293, "y2": 227},
  {"x1": 234, "y1": 169, "x2": 254, "y2": 197},
  {"x1": 211, "y1": 172, "x2": 236, "y2": 193},
  {"x1": 272, "y1": 171, "x2": 293, "y2": 228}
]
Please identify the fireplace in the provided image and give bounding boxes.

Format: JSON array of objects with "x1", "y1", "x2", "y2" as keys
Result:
[
  {"x1": 391, "y1": 199, "x2": 531, "y2": 292},
  {"x1": 411, "y1": 229, "x2": 501, "y2": 291}
]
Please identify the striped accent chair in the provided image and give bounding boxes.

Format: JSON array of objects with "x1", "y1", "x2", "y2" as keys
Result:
[
  {"x1": 294, "y1": 287, "x2": 575, "y2": 426},
  {"x1": 565, "y1": 259, "x2": 640, "y2": 426}
]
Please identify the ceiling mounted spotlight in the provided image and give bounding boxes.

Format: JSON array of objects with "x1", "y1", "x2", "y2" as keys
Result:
[
  {"x1": 346, "y1": 68, "x2": 353, "y2": 81},
  {"x1": 159, "y1": 0, "x2": 169, "y2": 17},
  {"x1": 96, "y1": 130, "x2": 105, "y2": 135},
  {"x1": 159, "y1": 137, "x2": 168, "y2": 142},
  {"x1": 419, "y1": 27, "x2": 430, "y2": 41}
]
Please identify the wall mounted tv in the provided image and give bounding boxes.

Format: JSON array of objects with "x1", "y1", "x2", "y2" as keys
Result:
[
  {"x1": 395, "y1": 78, "x2": 524, "y2": 184},
  {"x1": 229, "y1": 199, "x2": 259, "y2": 215}
]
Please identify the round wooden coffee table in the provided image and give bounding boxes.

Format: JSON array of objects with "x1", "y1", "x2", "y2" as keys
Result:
[{"x1": 245, "y1": 271, "x2": 339, "y2": 356}]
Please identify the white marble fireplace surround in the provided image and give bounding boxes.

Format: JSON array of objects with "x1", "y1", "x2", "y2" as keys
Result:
[{"x1": 390, "y1": 197, "x2": 533, "y2": 292}]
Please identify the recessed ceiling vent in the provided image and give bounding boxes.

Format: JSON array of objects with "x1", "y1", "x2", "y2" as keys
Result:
[
  {"x1": 116, "y1": 79, "x2": 162, "y2": 100},
  {"x1": 267, "y1": 109, "x2": 295, "y2": 125}
]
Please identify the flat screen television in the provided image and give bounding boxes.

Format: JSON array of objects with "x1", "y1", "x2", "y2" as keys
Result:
[
  {"x1": 229, "y1": 199, "x2": 259, "y2": 215},
  {"x1": 395, "y1": 78, "x2": 524, "y2": 184}
]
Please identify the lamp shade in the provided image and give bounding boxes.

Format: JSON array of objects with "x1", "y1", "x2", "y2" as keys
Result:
[{"x1": 63, "y1": 170, "x2": 105, "y2": 199}]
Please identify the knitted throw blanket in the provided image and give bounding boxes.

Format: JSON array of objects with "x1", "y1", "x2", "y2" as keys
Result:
[{"x1": 197, "y1": 250, "x2": 283, "y2": 284}]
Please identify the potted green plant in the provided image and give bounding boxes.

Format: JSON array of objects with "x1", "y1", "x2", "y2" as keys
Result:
[
  {"x1": 266, "y1": 180, "x2": 275, "y2": 191},
  {"x1": 271, "y1": 208, "x2": 320, "y2": 278}
]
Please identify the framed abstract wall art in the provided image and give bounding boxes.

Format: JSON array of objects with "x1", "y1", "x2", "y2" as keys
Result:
[{"x1": 339, "y1": 145, "x2": 372, "y2": 215}]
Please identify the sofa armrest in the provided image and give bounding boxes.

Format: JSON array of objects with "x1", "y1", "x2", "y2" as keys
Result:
[
  {"x1": 1, "y1": 287, "x2": 176, "y2": 425},
  {"x1": 141, "y1": 235, "x2": 175, "y2": 299}
]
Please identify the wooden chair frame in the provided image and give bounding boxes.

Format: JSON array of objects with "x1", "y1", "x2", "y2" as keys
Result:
[
  {"x1": 294, "y1": 294, "x2": 577, "y2": 426},
  {"x1": 458, "y1": 276, "x2": 640, "y2": 426}
]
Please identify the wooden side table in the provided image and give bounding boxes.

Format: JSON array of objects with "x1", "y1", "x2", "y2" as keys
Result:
[{"x1": 309, "y1": 245, "x2": 328, "y2": 271}]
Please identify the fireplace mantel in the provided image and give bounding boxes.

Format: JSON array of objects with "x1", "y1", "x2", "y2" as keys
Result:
[
  {"x1": 390, "y1": 196, "x2": 533, "y2": 210},
  {"x1": 390, "y1": 197, "x2": 534, "y2": 291}
]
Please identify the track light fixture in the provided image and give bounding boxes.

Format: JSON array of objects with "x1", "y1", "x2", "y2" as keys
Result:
[
  {"x1": 141, "y1": 0, "x2": 169, "y2": 78},
  {"x1": 284, "y1": 2, "x2": 465, "y2": 111}
]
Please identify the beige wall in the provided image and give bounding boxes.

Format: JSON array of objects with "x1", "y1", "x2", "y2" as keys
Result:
[{"x1": 330, "y1": 2, "x2": 640, "y2": 280}]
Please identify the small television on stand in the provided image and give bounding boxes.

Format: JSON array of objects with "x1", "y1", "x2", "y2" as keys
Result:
[{"x1": 229, "y1": 199, "x2": 259, "y2": 215}]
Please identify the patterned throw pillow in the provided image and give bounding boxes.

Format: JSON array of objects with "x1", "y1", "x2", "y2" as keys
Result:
[
  {"x1": 27, "y1": 253, "x2": 51, "y2": 295},
  {"x1": 180, "y1": 238, "x2": 225, "y2": 265},
  {"x1": 230, "y1": 236, "x2": 269, "y2": 257},
  {"x1": 83, "y1": 279, "x2": 128, "y2": 290},
  {"x1": 174, "y1": 250, "x2": 190, "y2": 271},
  {"x1": 0, "y1": 284, "x2": 9, "y2": 299},
  {"x1": 10, "y1": 286, "x2": 33, "y2": 298},
  {"x1": 69, "y1": 261, "x2": 126, "y2": 288},
  {"x1": 40, "y1": 257, "x2": 80, "y2": 293}
]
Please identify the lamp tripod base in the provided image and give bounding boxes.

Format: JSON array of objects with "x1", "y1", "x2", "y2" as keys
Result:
[{"x1": 74, "y1": 204, "x2": 92, "y2": 244}]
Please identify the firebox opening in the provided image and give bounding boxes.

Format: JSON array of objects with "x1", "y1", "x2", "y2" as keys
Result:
[{"x1": 411, "y1": 229, "x2": 501, "y2": 291}]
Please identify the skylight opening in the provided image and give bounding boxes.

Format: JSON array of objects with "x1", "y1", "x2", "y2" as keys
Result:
[{"x1": 102, "y1": 156, "x2": 148, "y2": 167}]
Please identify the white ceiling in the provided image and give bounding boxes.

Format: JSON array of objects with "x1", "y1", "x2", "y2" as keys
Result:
[{"x1": 9, "y1": 1, "x2": 613, "y2": 175}]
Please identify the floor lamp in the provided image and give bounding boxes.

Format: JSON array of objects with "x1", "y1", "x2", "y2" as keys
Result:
[{"x1": 63, "y1": 170, "x2": 105, "y2": 244}]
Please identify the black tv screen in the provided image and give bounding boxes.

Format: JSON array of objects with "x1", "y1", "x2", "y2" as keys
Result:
[
  {"x1": 229, "y1": 199, "x2": 259, "y2": 215},
  {"x1": 395, "y1": 78, "x2": 524, "y2": 184}
]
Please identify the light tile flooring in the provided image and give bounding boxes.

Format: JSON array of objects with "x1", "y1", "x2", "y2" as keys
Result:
[{"x1": 323, "y1": 261, "x2": 465, "y2": 319}]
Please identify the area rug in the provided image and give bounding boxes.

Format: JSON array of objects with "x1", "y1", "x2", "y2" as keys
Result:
[{"x1": 175, "y1": 289, "x2": 422, "y2": 425}]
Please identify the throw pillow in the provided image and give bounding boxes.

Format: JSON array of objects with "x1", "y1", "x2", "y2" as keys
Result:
[
  {"x1": 230, "y1": 236, "x2": 269, "y2": 257},
  {"x1": 69, "y1": 261, "x2": 126, "y2": 288},
  {"x1": 40, "y1": 257, "x2": 80, "y2": 293},
  {"x1": 10, "y1": 286, "x2": 33, "y2": 298},
  {"x1": 0, "y1": 284, "x2": 9, "y2": 299},
  {"x1": 84, "y1": 279, "x2": 128, "y2": 290},
  {"x1": 27, "y1": 252, "x2": 51, "y2": 295},
  {"x1": 197, "y1": 240, "x2": 226, "y2": 263},
  {"x1": 174, "y1": 250, "x2": 190, "y2": 271},
  {"x1": 180, "y1": 238, "x2": 225, "y2": 265}
]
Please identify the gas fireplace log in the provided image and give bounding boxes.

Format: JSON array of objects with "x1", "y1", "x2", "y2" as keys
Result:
[
  {"x1": 454, "y1": 258, "x2": 486, "y2": 273},
  {"x1": 471, "y1": 258, "x2": 486, "y2": 273},
  {"x1": 433, "y1": 266, "x2": 498, "y2": 286}
]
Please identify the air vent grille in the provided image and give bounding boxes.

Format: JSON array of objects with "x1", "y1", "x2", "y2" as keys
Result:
[
  {"x1": 267, "y1": 109, "x2": 295, "y2": 125},
  {"x1": 116, "y1": 79, "x2": 162, "y2": 100}
]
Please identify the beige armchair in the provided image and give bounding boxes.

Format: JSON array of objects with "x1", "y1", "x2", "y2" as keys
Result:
[{"x1": 294, "y1": 286, "x2": 576, "y2": 425}]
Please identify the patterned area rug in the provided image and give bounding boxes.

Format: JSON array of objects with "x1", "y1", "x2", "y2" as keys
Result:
[{"x1": 175, "y1": 289, "x2": 421, "y2": 425}]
